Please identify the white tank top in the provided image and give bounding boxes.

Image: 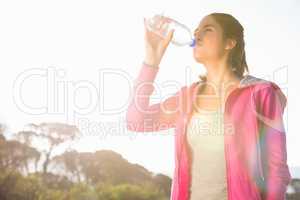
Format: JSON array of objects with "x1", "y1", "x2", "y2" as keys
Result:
[{"x1": 187, "y1": 110, "x2": 228, "y2": 200}]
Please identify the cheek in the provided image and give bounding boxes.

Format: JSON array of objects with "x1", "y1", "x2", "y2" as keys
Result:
[
  {"x1": 193, "y1": 40, "x2": 218, "y2": 56},
  {"x1": 204, "y1": 34, "x2": 222, "y2": 51},
  {"x1": 193, "y1": 32, "x2": 225, "y2": 61},
  {"x1": 201, "y1": 35, "x2": 224, "y2": 56}
]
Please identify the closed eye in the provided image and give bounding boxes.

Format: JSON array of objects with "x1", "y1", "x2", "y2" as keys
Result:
[
  {"x1": 193, "y1": 27, "x2": 213, "y2": 39},
  {"x1": 194, "y1": 28, "x2": 212, "y2": 36}
]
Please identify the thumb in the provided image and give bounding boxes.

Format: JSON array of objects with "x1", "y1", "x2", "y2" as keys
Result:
[
  {"x1": 143, "y1": 17, "x2": 147, "y2": 29},
  {"x1": 164, "y1": 29, "x2": 175, "y2": 44}
]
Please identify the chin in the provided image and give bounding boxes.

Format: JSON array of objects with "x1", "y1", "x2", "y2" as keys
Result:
[
  {"x1": 194, "y1": 57, "x2": 201, "y2": 63},
  {"x1": 193, "y1": 54, "x2": 204, "y2": 63},
  {"x1": 193, "y1": 48, "x2": 206, "y2": 63}
]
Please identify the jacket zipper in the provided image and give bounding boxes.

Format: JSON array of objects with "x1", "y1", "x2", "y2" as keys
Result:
[
  {"x1": 177, "y1": 114, "x2": 187, "y2": 200},
  {"x1": 254, "y1": 108, "x2": 265, "y2": 181},
  {"x1": 254, "y1": 102, "x2": 265, "y2": 199},
  {"x1": 185, "y1": 114, "x2": 193, "y2": 200},
  {"x1": 224, "y1": 129, "x2": 232, "y2": 200},
  {"x1": 179, "y1": 114, "x2": 192, "y2": 200},
  {"x1": 222, "y1": 87, "x2": 242, "y2": 200}
]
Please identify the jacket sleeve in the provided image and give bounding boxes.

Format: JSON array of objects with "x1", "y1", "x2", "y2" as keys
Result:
[
  {"x1": 126, "y1": 63, "x2": 186, "y2": 132},
  {"x1": 256, "y1": 83, "x2": 292, "y2": 200}
]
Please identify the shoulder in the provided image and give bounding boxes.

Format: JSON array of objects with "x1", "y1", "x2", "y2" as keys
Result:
[
  {"x1": 244, "y1": 75, "x2": 287, "y2": 110},
  {"x1": 242, "y1": 74, "x2": 285, "y2": 93}
]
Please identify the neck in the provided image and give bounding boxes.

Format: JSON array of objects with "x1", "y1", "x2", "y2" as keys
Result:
[{"x1": 203, "y1": 60, "x2": 240, "y2": 90}]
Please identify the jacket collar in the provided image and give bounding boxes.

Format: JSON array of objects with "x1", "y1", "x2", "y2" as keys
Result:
[
  {"x1": 191, "y1": 74, "x2": 286, "y2": 112},
  {"x1": 189, "y1": 74, "x2": 272, "y2": 113},
  {"x1": 194, "y1": 74, "x2": 269, "y2": 89},
  {"x1": 239, "y1": 74, "x2": 269, "y2": 88}
]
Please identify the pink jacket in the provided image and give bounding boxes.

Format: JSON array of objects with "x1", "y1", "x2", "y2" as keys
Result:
[{"x1": 126, "y1": 63, "x2": 292, "y2": 200}]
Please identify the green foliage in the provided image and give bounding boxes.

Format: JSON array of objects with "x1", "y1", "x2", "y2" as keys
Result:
[
  {"x1": 0, "y1": 169, "x2": 42, "y2": 200},
  {"x1": 0, "y1": 125, "x2": 171, "y2": 200},
  {"x1": 67, "y1": 183, "x2": 98, "y2": 200},
  {"x1": 96, "y1": 182, "x2": 167, "y2": 200}
]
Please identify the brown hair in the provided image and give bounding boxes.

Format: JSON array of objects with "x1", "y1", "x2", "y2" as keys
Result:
[{"x1": 198, "y1": 12, "x2": 249, "y2": 81}]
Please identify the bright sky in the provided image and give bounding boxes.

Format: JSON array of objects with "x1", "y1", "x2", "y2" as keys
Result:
[{"x1": 0, "y1": 0, "x2": 299, "y2": 178}]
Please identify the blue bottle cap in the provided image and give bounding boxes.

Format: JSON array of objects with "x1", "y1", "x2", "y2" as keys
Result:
[{"x1": 189, "y1": 38, "x2": 196, "y2": 47}]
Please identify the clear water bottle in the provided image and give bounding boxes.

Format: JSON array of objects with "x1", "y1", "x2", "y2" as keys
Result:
[{"x1": 145, "y1": 14, "x2": 195, "y2": 47}]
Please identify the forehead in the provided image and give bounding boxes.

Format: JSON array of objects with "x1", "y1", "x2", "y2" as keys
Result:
[{"x1": 194, "y1": 16, "x2": 219, "y2": 31}]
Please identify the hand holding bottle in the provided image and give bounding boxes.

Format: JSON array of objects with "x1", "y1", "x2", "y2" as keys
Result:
[{"x1": 143, "y1": 15, "x2": 175, "y2": 67}]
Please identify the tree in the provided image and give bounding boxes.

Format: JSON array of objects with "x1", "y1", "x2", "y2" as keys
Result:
[
  {"x1": 96, "y1": 182, "x2": 167, "y2": 200},
  {"x1": 16, "y1": 122, "x2": 80, "y2": 174},
  {"x1": 152, "y1": 173, "x2": 172, "y2": 197},
  {"x1": 287, "y1": 178, "x2": 300, "y2": 200},
  {"x1": 52, "y1": 150, "x2": 84, "y2": 183},
  {"x1": 0, "y1": 139, "x2": 40, "y2": 174}
]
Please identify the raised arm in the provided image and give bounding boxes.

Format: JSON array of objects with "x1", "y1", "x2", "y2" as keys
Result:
[
  {"x1": 126, "y1": 62, "x2": 186, "y2": 132},
  {"x1": 126, "y1": 15, "x2": 184, "y2": 132}
]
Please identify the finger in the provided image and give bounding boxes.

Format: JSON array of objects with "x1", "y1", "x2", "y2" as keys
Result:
[
  {"x1": 163, "y1": 29, "x2": 175, "y2": 46},
  {"x1": 144, "y1": 17, "x2": 151, "y2": 35},
  {"x1": 158, "y1": 16, "x2": 168, "y2": 30},
  {"x1": 143, "y1": 17, "x2": 147, "y2": 29},
  {"x1": 156, "y1": 18, "x2": 168, "y2": 36},
  {"x1": 144, "y1": 18, "x2": 150, "y2": 41},
  {"x1": 167, "y1": 29, "x2": 174, "y2": 39}
]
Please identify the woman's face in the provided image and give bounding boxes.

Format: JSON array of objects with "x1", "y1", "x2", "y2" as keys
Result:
[{"x1": 193, "y1": 15, "x2": 226, "y2": 64}]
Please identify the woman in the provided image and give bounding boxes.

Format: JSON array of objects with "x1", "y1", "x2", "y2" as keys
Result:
[{"x1": 126, "y1": 12, "x2": 291, "y2": 200}]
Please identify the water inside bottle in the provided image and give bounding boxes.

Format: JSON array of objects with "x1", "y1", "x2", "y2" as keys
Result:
[{"x1": 145, "y1": 14, "x2": 195, "y2": 47}]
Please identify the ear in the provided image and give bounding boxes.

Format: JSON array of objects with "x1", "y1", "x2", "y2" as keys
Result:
[{"x1": 225, "y1": 38, "x2": 237, "y2": 50}]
